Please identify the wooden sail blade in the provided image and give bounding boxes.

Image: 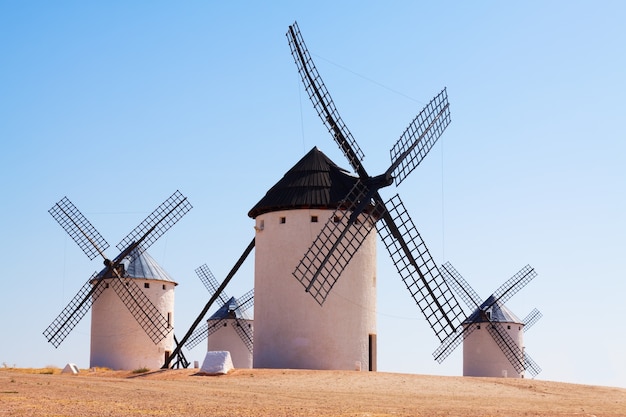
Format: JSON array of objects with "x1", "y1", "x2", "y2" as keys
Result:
[
  {"x1": 441, "y1": 261, "x2": 483, "y2": 311},
  {"x1": 388, "y1": 89, "x2": 450, "y2": 186},
  {"x1": 522, "y1": 308, "x2": 543, "y2": 332},
  {"x1": 292, "y1": 180, "x2": 384, "y2": 305},
  {"x1": 109, "y1": 277, "x2": 172, "y2": 344},
  {"x1": 286, "y1": 21, "x2": 366, "y2": 177},
  {"x1": 490, "y1": 265, "x2": 537, "y2": 307},
  {"x1": 432, "y1": 322, "x2": 478, "y2": 364},
  {"x1": 116, "y1": 190, "x2": 192, "y2": 253},
  {"x1": 43, "y1": 272, "x2": 105, "y2": 347},
  {"x1": 49, "y1": 197, "x2": 109, "y2": 260},
  {"x1": 233, "y1": 318, "x2": 254, "y2": 353},
  {"x1": 195, "y1": 263, "x2": 230, "y2": 305},
  {"x1": 378, "y1": 194, "x2": 464, "y2": 342}
]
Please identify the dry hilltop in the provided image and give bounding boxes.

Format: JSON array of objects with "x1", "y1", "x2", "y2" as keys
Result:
[{"x1": 1, "y1": 367, "x2": 624, "y2": 416}]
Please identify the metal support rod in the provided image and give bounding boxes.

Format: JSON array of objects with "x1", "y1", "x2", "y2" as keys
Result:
[{"x1": 162, "y1": 237, "x2": 255, "y2": 369}]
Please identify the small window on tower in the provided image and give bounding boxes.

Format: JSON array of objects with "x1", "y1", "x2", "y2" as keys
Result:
[
  {"x1": 162, "y1": 284, "x2": 166, "y2": 290},
  {"x1": 334, "y1": 216, "x2": 341, "y2": 223},
  {"x1": 477, "y1": 324, "x2": 481, "y2": 330},
  {"x1": 507, "y1": 325, "x2": 511, "y2": 330},
  {"x1": 311, "y1": 215, "x2": 318, "y2": 223},
  {"x1": 280, "y1": 216, "x2": 286, "y2": 224},
  {"x1": 167, "y1": 312, "x2": 172, "y2": 327},
  {"x1": 144, "y1": 283, "x2": 150, "y2": 289}
]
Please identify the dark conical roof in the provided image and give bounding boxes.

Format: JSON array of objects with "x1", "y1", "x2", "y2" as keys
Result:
[
  {"x1": 208, "y1": 296, "x2": 252, "y2": 320},
  {"x1": 464, "y1": 295, "x2": 522, "y2": 324},
  {"x1": 248, "y1": 147, "x2": 358, "y2": 218}
]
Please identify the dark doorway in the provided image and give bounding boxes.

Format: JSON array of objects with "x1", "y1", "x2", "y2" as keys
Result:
[
  {"x1": 368, "y1": 334, "x2": 377, "y2": 371},
  {"x1": 164, "y1": 350, "x2": 171, "y2": 367}
]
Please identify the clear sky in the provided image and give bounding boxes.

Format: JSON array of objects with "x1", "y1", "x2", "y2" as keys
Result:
[{"x1": 1, "y1": 2, "x2": 625, "y2": 388}]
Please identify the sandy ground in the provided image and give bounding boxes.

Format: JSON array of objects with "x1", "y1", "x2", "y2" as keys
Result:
[{"x1": 0, "y1": 368, "x2": 624, "y2": 417}]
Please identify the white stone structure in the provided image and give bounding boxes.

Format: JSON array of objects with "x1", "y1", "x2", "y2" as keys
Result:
[
  {"x1": 248, "y1": 148, "x2": 378, "y2": 371},
  {"x1": 206, "y1": 297, "x2": 253, "y2": 369},
  {"x1": 462, "y1": 299, "x2": 525, "y2": 378},
  {"x1": 61, "y1": 363, "x2": 79, "y2": 374},
  {"x1": 200, "y1": 351, "x2": 234, "y2": 375},
  {"x1": 90, "y1": 250, "x2": 176, "y2": 370}
]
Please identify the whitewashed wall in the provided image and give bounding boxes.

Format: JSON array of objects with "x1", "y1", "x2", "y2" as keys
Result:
[
  {"x1": 253, "y1": 208, "x2": 377, "y2": 370},
  {"x1": 207, "y1": 318, "x2": 253, "y2": 368},
  {"x1": 90, "y1": 278, "x2": 175, "y2": 370},
  {"x1": 463, "y1": 321, "x2": 525, "y2": 378}
]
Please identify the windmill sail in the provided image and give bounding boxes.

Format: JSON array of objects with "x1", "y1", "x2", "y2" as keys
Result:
[
  {"x1": 43, "y1": 191, "x2": 191, "y2": 348},
  {"x1": 49, "y1": 197, "x2": 109, "y2": 260},
  {"x1": 43, "y1": 272, "x2": 105, "y2": 348},
  {"x1": 293, "y1": 180, "x2": 386, "y2": 305},
  {"x1": 435, "y1": 262, "x2": 542, "y2": 377},
  {"x1": 286, "y1": 21, "x2": 465, "y2": 342}
]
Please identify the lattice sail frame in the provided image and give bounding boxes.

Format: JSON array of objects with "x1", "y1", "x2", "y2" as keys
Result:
[
  {"x1": 117, "y1": 190, "x2": 192, "y2": 253},
  {"x1": 522, "y1": 308, "x2": 543, "y2": 332},
  {"x1": 389, "y1": 88, "x2": 450, "y2": 186},
  {"x1": 286, "y1": 21, "x2": 464, "y2": 343},
  {"x1": 109, "y1": 278, "x2": 171, "y2": 344},
  {"x1": 491, "y1": 265, "x2": 537, "y2": 305},
  {"x1": 49, "y1": 198, "x2": 109, "y2": 261},
  {"x1": 440, "y1": 262, "x2": 483, "y2": 309},
  {"x1": 434, "y1": 261, "x2": 542, "y2": 377},
  {"x1": 378, "y1": 195, "x2": 464, "y2": 342},
  {"x1": 196, "y1": 264, "x2": 230, "y2": 305},
  {"x1": 231, "y1": 289, "x2": 255, "y2": 353},
  {"x1": 184, "y1": 265, "x2": 254, "y2": 350},
  {"x1": 44, "y1": 191, "x2": 191, "y2": 348},
  {"x1": 233, "y1": 318, "x2": 254, "y2": 353},
  {"x1": 287, "y1": 21, "x2": 365, "y2": 171},
  {"x1": 42, "y1": 272, "x2": 105, "y2": 348},
  {"x1": 293, "y1": 180, "x2": 385, "y2": 305}
]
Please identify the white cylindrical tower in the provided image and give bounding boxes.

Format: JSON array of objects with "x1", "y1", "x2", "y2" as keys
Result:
[
  {"x1": 206, "y1": 298, "x2": 253, "y2": 369},
  {"x1": 463, "y1": 298, "x2": 525, "y2": 378},
  {"x1": 249, "y1": 147, "x2": 377, "y2": 371},
  {"x1": 90, "y1": 250, "x2": 176, "y2": 370}
]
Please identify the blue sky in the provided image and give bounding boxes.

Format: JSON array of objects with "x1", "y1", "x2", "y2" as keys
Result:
[{"x1": 1, "y1": 2, "x2": 625, "y2": 388}]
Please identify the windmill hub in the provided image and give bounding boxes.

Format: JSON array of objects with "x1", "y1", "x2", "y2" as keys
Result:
[{"x1": 367, "y1": 173, "x2": 394, "y2": 190}]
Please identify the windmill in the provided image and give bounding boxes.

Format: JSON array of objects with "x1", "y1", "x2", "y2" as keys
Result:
[
  {"x1": 246, "y1": 22, "x2": 466, "y2": 370},
  {"x1": 43, "y1": 191, "x2": 192, "y2": 370},
  {"x1": 433, "y1": 262, "x2": 542, "y2": 378},
  {"x1": 184, "y1": 264, "x2": 254, "y2": 368},
  {"x1": 163, "y1": 238, "x2": 255, "y2": 369}
]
